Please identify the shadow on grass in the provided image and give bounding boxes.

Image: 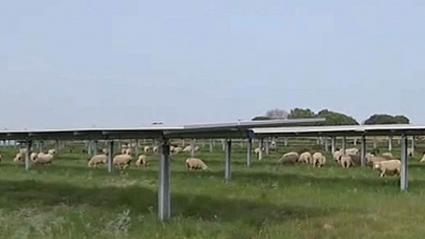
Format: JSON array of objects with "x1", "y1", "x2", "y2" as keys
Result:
[{"x1": 0, "y1": 179, "x2": 342, "y2": 226}]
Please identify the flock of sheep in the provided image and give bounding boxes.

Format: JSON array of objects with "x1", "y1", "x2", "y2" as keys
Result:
[
  {"x1": 273, "y1": 147, "x2": 405, "y2": 177},
  {"x1": 3, "y1": 143, "x2": 425, "y2": 178},
  {"x1": 87, "y1": 144, "x2": 206, "y2": 170}
]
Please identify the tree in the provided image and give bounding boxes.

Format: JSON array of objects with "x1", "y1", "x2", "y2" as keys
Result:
[
  {"x1": 364, "y1": 114, "x2": 410, "y2": 125},
  {"x1": 287, "y1": 108, "x2": 316, "y2": 119},
  {"x1": 317, "y1": 109, "x2": 359, "y2": 125},
  {"x1": 265, "y1": 109, "x2": 289, "y2": 119},
  {"x1": 252, "y1": 116, "x2": 272, "y2": 121}
]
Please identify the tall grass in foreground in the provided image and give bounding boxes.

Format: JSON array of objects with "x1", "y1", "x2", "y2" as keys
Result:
[{"x1": 0, "y1": 146, "x2": 425, "y2": 238}]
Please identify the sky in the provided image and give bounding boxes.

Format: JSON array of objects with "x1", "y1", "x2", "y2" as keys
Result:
[{"x1": 0, "y1": 0, "x2": 424, "y2": 129}]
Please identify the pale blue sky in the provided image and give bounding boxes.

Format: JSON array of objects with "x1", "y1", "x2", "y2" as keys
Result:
[{"x1": 0, "y1": 1, "x2": 424, "y2": 129}]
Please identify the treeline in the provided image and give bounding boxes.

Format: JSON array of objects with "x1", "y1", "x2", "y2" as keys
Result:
[{"x1": 252, "y1": 108, "x2": 410, "y2": 125}]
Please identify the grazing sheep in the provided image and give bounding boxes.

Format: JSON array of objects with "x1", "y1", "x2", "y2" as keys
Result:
[
  {"x1": 278, "y1": 152, "x2": 299, "y2": 164},
  {"x1": 113, "y1": 154, "x2": 133, "y2": 169},
  {"x1": 143, "y1": 146, "x2": 151, "y2": 153},
  {"x1": 373, "y1": 160, "x2": 401, "y2": 177},
  {"x1": 88, "y1": 154, "x2": 108, "y2": 167},
  {"x1": 48, "y1": 149, "x2": 56, "y2": 155},
  {"x1": 124, "y1": 148, "x2": 133, "y2": 155},
  {"x1": 299, "y1": 152, "x2": 312, "y2": 164},
  {"x1": 32, "y1": 152, "x2": 54, "y2": 165},
  {"x1": 340, "y1": 155, "x2": 354, "y2": 168},
  {"x1": 183, "y1": 146, "x2": 192, "y2": 152},
  {"x1": 368, "y1": 156, "x2": 390, "y2": 166},
  {"x1": 408, "y1": 149, "x2": 414, "y2": 157},
  {"x1": 382, "y1": 152, "x2": 393, "y2": 158},
  {"x1": 312, "y1": 152, "x2": 326, "y2": 167},
  {"x1": 185, "y1": 158, "x2": 208, "y2": 170},
  {"x1": 333, "y1": 151, "x2": 343, "y2": 163},
  {"x1": 194, "y1": 146, "x2": 200, "y2": 152},
  {"x1": 345, "y1": 148, "x2": 359, "y2": 156},
  {"x1": 173, "y1": 146, "x2": 183, "y2": 154},
  {"x1": 170, "y1": 146, "x2": 175, "y2": 153},
  {"x1": 153, "y1": 146, "x2": 159, "y2": 153},
  {"x1": 102, "y1": 148, "x2": 109, "y2": 155},
  {"x1": 13, "y1": 152, "x2": 25, "y2": 163},
  {"x1": 136, "y1": 155, "x2": 148, "y2": 167}
]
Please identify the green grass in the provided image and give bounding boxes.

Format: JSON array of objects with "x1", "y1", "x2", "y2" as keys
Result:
[{"x1": 1, "y1": 146, "x2": 425, "y2": 239}]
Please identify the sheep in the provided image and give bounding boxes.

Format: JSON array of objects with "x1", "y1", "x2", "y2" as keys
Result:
[
  {"x1": 153, "y1": 146, "x2": 159, "y2": 153},
  {"x1": 113, "y1": 154, "x2": 133, "y2": 169},
  {"x1": 408, "y1": 148, "x2": 414, "y2": 157},
  {"x1": 368, "y1": 156, "x2": 390, "y2": 166},
  {"x1": 102, "y1": 148, "x2": 109, "y2": 155},
  {"x1": 194, "y1": 146, "x2": 200, "y2": 152},
  {"x1": 373, "y1": 160, "x2": 401, "y2": 177},
  {"x1": 121, "y1": 148, "x2": 128, "y2": 155},
  {"x1": 87, "y1": 154, "x2": 108, "y2": 167},
  {"x1": 32, "y1": 152, "x2": 54, "y2": 165},
  {"x1": 143, "y1": 146, "x2": 151, "y2": 153},
  {"x1": 124, "y1": 148, "x2": 133, "y2": 156},
  {"x1": 299, "y1": 152, "x2": 312, "y2": 164},
  {"x1": 48, "y1": 149, "x2": 56, "y2": 155},
  {"x1": 136, "y1": 155, "x2": 148, "y2": 167},
  {"x1": 312, "y1": 152, "x2": 326, "y2": 167},
  {"x1": 170, "y1": 146, "x2": 175, "y2": 153},
  {"x1": 345, "y1": 148, "x2": 359, "y2": 156},
  {"x1": 278, "y1": 152, "x2": 299, "y2": 164},
  {"x1": 340, "y1": 155, "x2": 354, "y2": 168},
  {"x1": 333, "y1": 151, "x2": 343, "y2": 163},
  {"x1": 382, "y1": 152, "x2": 393, "y2": 158},
  {"x1": 13, "y1": 152, "x2": 25, "y2": 163},
  {"x1": 173, "y1": 146, "x2": 183, "y2": 154},
  {"x1": 185, "y1": 158, "x2": 208, "y2": 170},
  {"x1": 183, "y1": 146, "x2": 191, "y2": 152},
  {"x1": 254, "y1": 147, "x2": 262, "y2": 154}
]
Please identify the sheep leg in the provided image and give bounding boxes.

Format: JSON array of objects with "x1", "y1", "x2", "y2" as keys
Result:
[{"x1": 380, "y1": 169, "x2": 386, "y2": 178}]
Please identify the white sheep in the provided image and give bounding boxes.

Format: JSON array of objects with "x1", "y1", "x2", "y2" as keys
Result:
[
  {"x1": 185, "y1": 158, "x2": 208, "y2": 170},
  {"x1": 48, "y1": 149, "x2": 57, "y2": 155},
  {"x1": 299, "y1": 152, "x2": 312, "y2": 164},
  {"x1": 278, "y1": 152, "x2": 299, "y2": 164},
  {"x1": 113, "y1": 154, "x2": 133, "y2": 169},
  {"x1": 88, "y1": 154, "x2": 108, "y2": 167},
  {"x1": 333, "y1": 150, "x2": 343, "y2": 163},
  {"x1": 182, "y1": 146, "x2": 191, "y2": 152},
  {"x1": 153, "y1": 146, "x2": 159, "y2": 153},
  {"x1": 312, "y1": 152, "x2": 326, "y2": 167},
  {"x1": 368, "y1": 156, "x2": 390, "y2": 167},
  {"x1": 13, "y1": 152, "x2": 25, "y2": 163},
  {"x1": 102, "y1": 148, "x2": 109, "y2": 155},
  {"x1": 143, "y1": 146, "x2": 151, "y2": 153},
  {"x1": 340, "y1": 155, "x2": 354, "y2": 168},
  {"x1": 136, "y1": 155, "x2": 148, "y2": 167},
  {"x1": 408, "y1": 148, "x2": 414, "y2": 157},
  {"x1": 32, "y1": 151, "x2": 55, "y2": 165},
  {"x1": 124, "y1": 148, "x2": 133, "y2": 155},
  {"x1": 345, "y1": 148, "x2": 359, "y2": 156},
  {"x1": 173, "y1": 147, "x2": 183, "y2": 154},
  {"x1": 373, "y1": 160, "x2": 401, "y2": 177}
]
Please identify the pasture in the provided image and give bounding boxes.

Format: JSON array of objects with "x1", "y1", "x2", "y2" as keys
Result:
[{"x1": 1, "y1": 144, "x2": 425, "y2": 239}]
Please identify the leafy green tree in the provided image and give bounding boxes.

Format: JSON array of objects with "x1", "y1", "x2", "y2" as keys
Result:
[
  {"x1": 364, "y1": 114, "x2": 410, "y2": 125},
  {"x1": 287, "y1": 108, "x2": 316, "y2": 119},
  {"x1": 317, "y1": 109, "x2": 359, "y2": 125}
]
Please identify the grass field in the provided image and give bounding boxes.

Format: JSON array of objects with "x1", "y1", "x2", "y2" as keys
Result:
[{"x1": 1, "y1": 146, "x2": 425, "y2": 239}]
